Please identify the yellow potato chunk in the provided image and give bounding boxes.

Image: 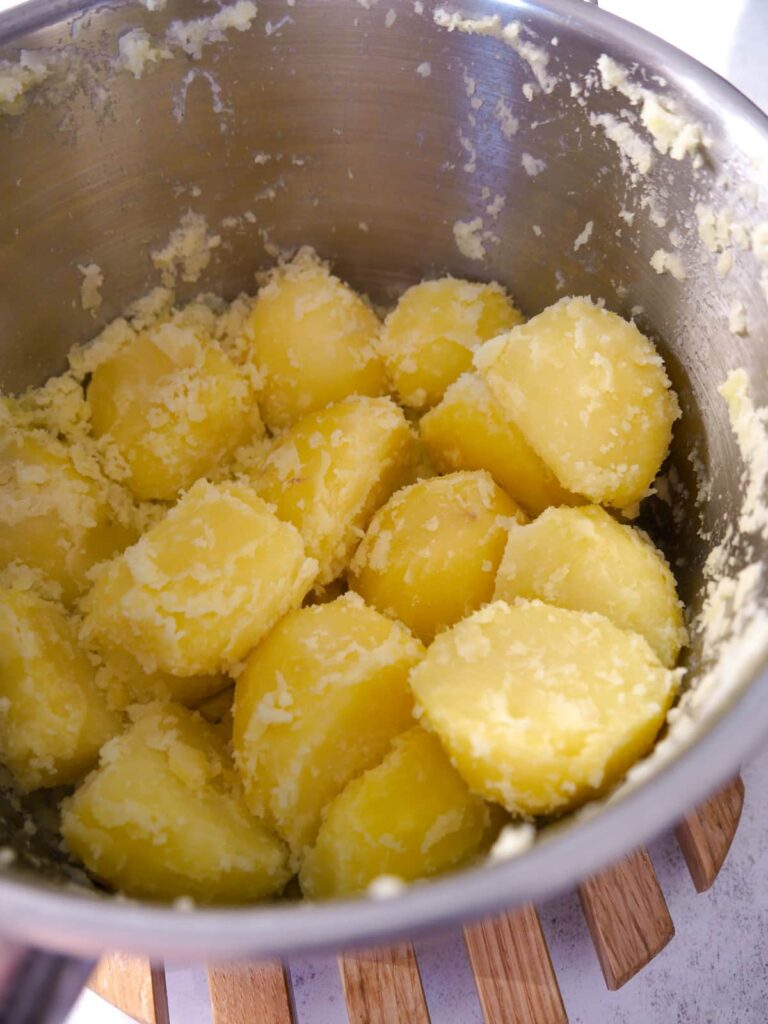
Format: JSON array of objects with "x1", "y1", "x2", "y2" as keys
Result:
[
  {"x1": 93, "y1": 648, "x2": 229, "y2": 712},
  {"x1": 250, "y1": 397, "x2": 416, "y2": 586},
  {"x1": 233, "y1": 593, "x2": 422, "y2": 858},
  {"x1": 377, "y1": 278, "x2": 523, "y2": 410},
  {"x1": 81, "y1": 479, "x2": 317, "y2": 676},
  {"x1": 420, "y1": 374, "x2": 581, "y2": 516},
  {"x1": 246, "y1": 248, "x2": 386, "y2": 430},
  {"x1": 349, "y1": 471, "x2": 526, "y2": 643},
  {"x1": 61, "y1": 704, "x2": 290, "y2": 903},
  {"x1": 0, "y1": 428, "x2": 134, "y2": 604},
  {"x1": 494, "y1": 506, "x2": 687, "y2": 667},
  {"x1": 475, "y1": 297, "x2": 680, "y2": 508},
  {"x1": 0, "y1": 587, "x2": 119, "y2": 791},
  {"x1": 88, "y1": 322, "x2": 258, "y2": 501},
  {"x1": 410, "y1": 600, "x2": 680, "y2": 817},
  {"x1": 300, "y1": 727, "x2": 490, "y2": 898}
]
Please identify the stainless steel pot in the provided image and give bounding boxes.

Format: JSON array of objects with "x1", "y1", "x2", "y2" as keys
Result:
[{"x1": 1, "y1": 0, "x2": 767, "y2": 1019}]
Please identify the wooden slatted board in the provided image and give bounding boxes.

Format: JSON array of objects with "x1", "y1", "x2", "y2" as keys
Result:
[
  {"x1": 339, "y1": 944, "x2": 430, "y2": 1024},
  {"x1": 208, "y1": 963, "x2": 293, "y2": 1024},
  {"x1": 578, "y1": 847, "x2": 674, "y2": 990},
  {"x1": 464, "y1": 906, "x2": 567, "y2": 1024},
  {"x1": 90, "y1": 776, "x2": 743, "y2": 1024},
  {"x1": 89, "y1": 955, "x2": 169, "y2": 1024}
]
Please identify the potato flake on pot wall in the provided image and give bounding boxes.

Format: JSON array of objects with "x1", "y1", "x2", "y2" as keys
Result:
[
  {"x1": 595, "y1": 54, "x2": 706, "y2": 164},
  {"x1": 432, "y1": 8, "x2": 559, "y2": 96},
  {"x1": 151, "y1": 211, "x2": 221, "y2": 287},
  {"x1": 78, "y1": 263, "x2": 103, "y2": 313},
  {"x1": 649, "y1": 248, "x2": 687, "y2": 280}
]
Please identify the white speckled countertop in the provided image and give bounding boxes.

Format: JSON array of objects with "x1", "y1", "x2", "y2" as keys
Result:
[{"x1": 0, "y1": 0, "x2": 763, "y2": 1019}]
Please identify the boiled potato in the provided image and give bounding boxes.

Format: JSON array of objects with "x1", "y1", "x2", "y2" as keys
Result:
[
  {"x1": 0, "y1": 587, "x2": 119, "y2": 791},
  {"x1": 249, "y1": 397, "x2": 416, "y2": 586},
  {"x1": 245, "y1": 248, "x2": 387, "y2": 430},
  {"x1": 475, "y1": 297, "x2": 680, "y2": 508},
  {"x1": 88, "y1": 321, "x2": 259, "y2": 501},
  {"x1": 377, "y1": 278, "x2": 523, "y2": 410},
  {"x1": 300, "y1": 727, "x2": 490, "y2": 898},
  {"x1": 0, "y1": 427, "x2": 135, "y2": 604},
  {"x1": 349, "y1": 471, "x2": 526, "y2": 643},
  {"x1": 93, "y1": 648, "x2": 229, "y2": 712},
  {"x1": 494, "y1": 506, "x2": 687, "y2": 667},
  {"x1": 420, "y1": 373, "x2": 580, "y2": 516},
  {"x1": 410, "y1": 600, "x2": 680, "y2": 817},
  {"x1": 233, "y1": 593, "x2": 422, "y2": 859},
  {"x1": 61, "y1": 703, "x2": 290, "y2": 903},
  {"x1": 81, "y1": 479, "x2": 317, "y2": 676}
]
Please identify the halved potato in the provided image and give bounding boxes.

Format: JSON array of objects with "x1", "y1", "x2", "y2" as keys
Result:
[
  {"x1": 300, "y1": 727, "x2": 490, "y2": 898},
  {"x1": 410, "y1": 600, "x2": 680, "y2": 817},
  {"x1": 249, "y1": 396, "x2": 415, "y2": 586},
  {"x1": 494, "y1": 505, "x2": 686, "y2": 667},
  {"x1": 0, "y1": 587, "x2": 119, "y2": 791},
  {"x1": 233, "y1": 593, "x2": 422, "y2": 859},
  {"x1": 377, "y1": 278, "x2": 523, "y2": 410},
  {"x1": 475, "y1": 297, "x2": 679, "y2": 507},
  {"x1": 88, "y1": 322, "x2": 258, "y2": 501},
  {"x1": 81, "y1": 479, "x2": 317, "y2": 676},
  {"x1": 0, "y1": 427, "x2": 135, "y2": 604},
  {"x1": 349, "y1": 470, "x2": 526, "y2": 643},
  {"x1": 420, "y1": 373, "x2": 580, "y2": 516},
  {"x1": 61, "y1": 703, "x2": 289, "y2": 903},
  {"x1": 245, "y1": 248, "x2": 387, "y2": 430}
]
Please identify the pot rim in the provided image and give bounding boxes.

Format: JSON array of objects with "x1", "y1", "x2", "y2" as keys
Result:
[{"x1": 0, "y1": 0, "x2": 767, "y2": 961}]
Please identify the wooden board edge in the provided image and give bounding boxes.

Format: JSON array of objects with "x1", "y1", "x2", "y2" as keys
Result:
[{"x1": 676, "y1": 775, "x2": 745, "y2": 892}]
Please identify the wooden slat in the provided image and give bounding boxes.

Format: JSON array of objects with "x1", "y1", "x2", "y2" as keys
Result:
[
  {"x1": 89, "y1": 955, "x2": 169, "y2": 1024},
  {"x1": 578, "y1": 848, "x2": 674, "y2": 990},
  {"x1": 464, "y1": 906, "x2": 568, "y2": 1024},
  {"x1": 207, "y1": 964, "x2": 294, "y2": 1024},
  {"x1": 150, "y1": 966, "x2": 170, "y2": 1024},
  {"x1": 676, "y1": 775, "x2": 745, "y2": 892},
  {"x1": 339, "y1": 943, "x2": 430, "y2": 1024}
]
